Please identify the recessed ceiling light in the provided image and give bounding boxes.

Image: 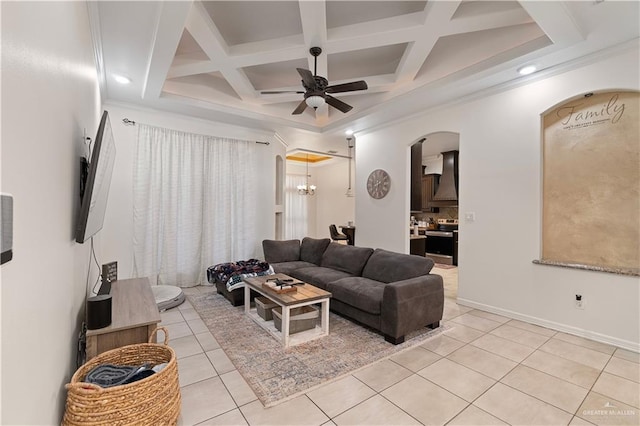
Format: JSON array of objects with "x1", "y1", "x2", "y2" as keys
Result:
[
  {"x1": 517, "y1": 65, "x2": 537, "y2": 76},
  {"x1": 113, "y1": 74, "x2": 131, "y2": 84},
  {"x1": 345, "y1": 129, "x2": 354, "y2": 135}
]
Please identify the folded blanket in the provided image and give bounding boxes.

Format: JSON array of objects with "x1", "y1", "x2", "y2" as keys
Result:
[
  {"x1": 207, "y1": 259, "x2": 274, "y2": 292},
  {"x1": 84, "y1": 363, "x2": 154, "y2": 388}
]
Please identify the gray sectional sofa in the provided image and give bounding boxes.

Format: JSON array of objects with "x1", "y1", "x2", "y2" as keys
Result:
[{"x1": 262, "y1": 237, "x2": 444, "y2": 344}]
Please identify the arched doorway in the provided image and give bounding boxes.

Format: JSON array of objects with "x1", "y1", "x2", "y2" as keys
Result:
[{"x1": 411, "y1": 131, "x2": 460, "y2": 299}]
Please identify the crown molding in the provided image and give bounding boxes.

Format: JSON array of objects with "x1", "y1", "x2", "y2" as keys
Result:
[
  {"x1": 357, "y1": 38, "x2": 640, "y2": 138},
  {"x1": 87, "y1": 1, "x2": 106, "y2": 102},
  {"x1": 273, "y1": 133, "x2": 289, "y2": 148}
]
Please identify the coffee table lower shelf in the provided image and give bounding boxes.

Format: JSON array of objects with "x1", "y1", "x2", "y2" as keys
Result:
[
  {"x1": 242, "y1": 276, "x2": 331, "y2": 348},
  {"x1": 245, "y1": 307, "x2": 328, "y2": 347}
]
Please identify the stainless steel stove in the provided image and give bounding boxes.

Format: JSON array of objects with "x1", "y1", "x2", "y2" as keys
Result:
[{"x1": 425, "y1": 219, "x2": 458, "y2": 265}]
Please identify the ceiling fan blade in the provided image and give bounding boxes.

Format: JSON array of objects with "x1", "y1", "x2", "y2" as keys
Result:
[
  {"x1": 325, "y1": 80, "x2": 368, "y2": 94},
  {"x1": 296, "y1": 68, "x2": 316, "y2": 90},
  {"x1": 292, "y1": 99, "x2": 308, "y2": 115},
  {"x1": 325, "y1": 95, "x2": 353, "y2": 113},
  {"x1": 261, "y1": 90, "x2": 305, "y2": 94}
]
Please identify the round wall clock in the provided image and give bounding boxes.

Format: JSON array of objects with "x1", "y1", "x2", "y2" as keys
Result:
[{"x1": 367, "y1": 169, "x2": 391, "y2": 199}]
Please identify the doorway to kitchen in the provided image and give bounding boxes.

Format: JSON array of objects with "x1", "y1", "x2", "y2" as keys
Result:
[{"x1": 410, "y1": 131, "x2": 459, "y2": 299}]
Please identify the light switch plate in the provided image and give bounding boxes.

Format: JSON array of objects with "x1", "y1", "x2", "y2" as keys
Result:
[{"x1": 465, "y1": 212, "x2": 476, "y2": 222}]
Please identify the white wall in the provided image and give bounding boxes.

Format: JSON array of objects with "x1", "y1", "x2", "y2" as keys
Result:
[
  {"x1": 284, "y1": 159, "x2": 355, "y2": 241},
  {"x1": 0, "y1": 2, "x2": 101, "y2": 423},
  {"x1": 355, "y1": 130, "x2": 415, "y2": 254},
  {"x1": 285, "y1": 162, "x2": 318, "y2": 238},
  {"x1": 355, "y1": 45, "x2": 640, "y2": 350},
  {"x1": 99, "y1": 103, "x2": 284, "y2": 282},
  {"x1": 315, "y1": 159, "x2": 355, "y2": 240}
]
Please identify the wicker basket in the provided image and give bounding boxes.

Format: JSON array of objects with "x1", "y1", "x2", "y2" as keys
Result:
[
  {"x1": 62, "y1": 327, "x2": 181, "y2": 426},
  {"x1": 255, "y1": 296, "x2": 278, "y2": 321},
  {"x1": 272, "y1": 305, "x2": 319, "y2": 334}
]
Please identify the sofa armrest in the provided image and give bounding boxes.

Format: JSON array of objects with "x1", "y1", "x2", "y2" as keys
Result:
[{"x1": 380, "y1": 274, "x2": 444, "y2": 341}]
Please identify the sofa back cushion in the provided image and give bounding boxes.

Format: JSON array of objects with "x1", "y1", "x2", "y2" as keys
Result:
[
  {"x1": 300, "y1": 237, "x2": 331, "y2": 265},
  {"x1": 362, "y1": 248, "x2": 434, "y2": 283},
  {"x1": 262, "y1": 239, "x2": 300, "y2": 263},
  {"x1": 320, "y1": 243, "x2": 374, "y2": 276}
]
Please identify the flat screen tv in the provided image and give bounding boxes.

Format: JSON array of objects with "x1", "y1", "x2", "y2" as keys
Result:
[{"x1": 75, "y1": 110, "x2": 116, "y2": 243}]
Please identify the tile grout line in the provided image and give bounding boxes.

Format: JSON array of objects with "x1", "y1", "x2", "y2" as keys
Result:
[
  {"x1": 179, "y1": 301, "x2": 256, "y2": 426},
  {"x1": 571, "y1": 351, "x2": 620, "y2": 423},
  {"x1": 173, "y1": 287, "x2": 637, "y2": 425},
  {"x1": 383, "y1": 325, "x2": 499, "y2": 425},
  {"x1": 441, "y1": 324, "x2": 588, "y2": 423}
]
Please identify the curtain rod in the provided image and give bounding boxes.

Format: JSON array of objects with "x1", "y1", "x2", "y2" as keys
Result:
[{"x1": 122, "y1": 118, "x2": 270, "y2": 145}]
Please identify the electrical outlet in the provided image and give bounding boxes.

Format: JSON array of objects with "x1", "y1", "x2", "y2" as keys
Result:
[{"x1": 575, "y1": 294, "x2": 585, "y2": 309}]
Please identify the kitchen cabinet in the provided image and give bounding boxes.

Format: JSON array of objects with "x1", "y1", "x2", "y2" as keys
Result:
[
  {"x1": 410, "y1": 141, "x2": 423, "y2": 212},
  {"x1": 410, "y1": 236, "x2": 426, "y2": 257},
  {"x1": 421, "y1": 174, "x2": 440, "y2": 212},
  {"x1": 453, "y1": 230, "x2": 459, "y2": 266}
]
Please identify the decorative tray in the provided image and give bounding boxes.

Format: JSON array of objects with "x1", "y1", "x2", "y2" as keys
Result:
[
  {"x1": 262, "y1": 282, "x2": 297, "y2": 294},
  {"x1": 262, "y1": 278, "x2": 302, "y2": 294}
]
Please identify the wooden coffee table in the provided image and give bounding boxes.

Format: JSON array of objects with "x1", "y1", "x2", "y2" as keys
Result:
[{"x1": 243, "y1": 273, "x2": 331, "y2": 347}]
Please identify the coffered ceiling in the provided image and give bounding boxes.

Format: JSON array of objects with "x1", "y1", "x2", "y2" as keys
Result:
[{"x1": 93, "y1": 1, "x2": 639, "y2": 150}]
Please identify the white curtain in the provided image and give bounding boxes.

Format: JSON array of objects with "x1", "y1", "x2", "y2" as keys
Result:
[
  {"x1": 133, "y1": 124, "x2": 259, "y2": 287},
  {"x1": 285, "y1": 174, "x2": 308, "y2": 240}
]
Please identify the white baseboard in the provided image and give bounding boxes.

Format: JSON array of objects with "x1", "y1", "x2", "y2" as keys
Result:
[{"x1": 456, "y1": 297, "x2": 640, "y2": 353}]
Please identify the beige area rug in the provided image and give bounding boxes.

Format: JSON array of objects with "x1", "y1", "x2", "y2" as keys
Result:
[{"x1": 188, "y1": 287, "x2": 448, "y2": 407}]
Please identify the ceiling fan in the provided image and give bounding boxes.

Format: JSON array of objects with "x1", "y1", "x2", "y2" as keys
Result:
[{"x1": 261, "y1": 47, "x2": 368, "y2": 115}]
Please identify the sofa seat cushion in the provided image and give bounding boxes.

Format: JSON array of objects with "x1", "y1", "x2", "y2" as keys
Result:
[
  {"x1": 300, "y1": 237, "x2": 331, "y2": 265},
  {"x1": 327, "y1": 277, "x2": 385, "y2": 315},
  {"x1": 320, "y1": 243, "x2": 374, "y2": 276},
  {"x1": 290, "y1": 266, "x2": 353, "y2": 290},
  {"x1": 270, "y1": 261, "x2": 316, "y2": 276},
  {"x1": 362, "y1": 248, "x2": 434, "y2": 283},
  {"x1": 262, "y1": 239, "x2": 300, "y2": 263}
]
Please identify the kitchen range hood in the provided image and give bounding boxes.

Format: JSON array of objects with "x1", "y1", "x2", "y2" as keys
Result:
[{"x1": 432, "y1": 150, "x2": 458, "y2": 206}]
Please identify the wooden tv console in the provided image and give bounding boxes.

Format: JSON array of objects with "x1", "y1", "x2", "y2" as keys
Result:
[{"x1": 86, "y1": 277, "x2": 160, "y2": 360}]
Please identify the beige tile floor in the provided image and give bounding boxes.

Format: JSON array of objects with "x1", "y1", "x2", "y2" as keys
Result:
[{"x1": 165, "y1": 267, "x2": 639, "y2": 425}]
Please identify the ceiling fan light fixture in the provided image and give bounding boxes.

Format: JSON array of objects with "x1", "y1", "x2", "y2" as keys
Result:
[{"x1": 306, "y1": 95, "x2": 325, "y2": 109}]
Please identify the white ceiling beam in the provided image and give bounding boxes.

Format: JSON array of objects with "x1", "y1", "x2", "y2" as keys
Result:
[
  {"x1": 299, "y1": 0, "x2": 328, "y2": 122},
  {"x1": 444, "y1": 6, "x2": 534, "y2": 36},
  {"x1": 142, "y1": 1, "x2": 193, "y2": 100},
  {"x1": 228, "y1": 38, "x2": 307, "y2": 67},
  {"x1": 168, "y1": 60, "x2": 218, "y2": 79},
  {"x1": 519, "y1": 1, "x2": 584, "y2": 46},
  {"x1": 299, "y1": 0, "x2": 328, "y2": 51},
  {"x1": 185, "y1": 2, "x2": 257, "y2": 101},
  {"x1": 325, "y1": 12, "x2": 424, "y2": 54},
  {"x1": 395, "y1": 1, "x2": 461, "y2": 84}
]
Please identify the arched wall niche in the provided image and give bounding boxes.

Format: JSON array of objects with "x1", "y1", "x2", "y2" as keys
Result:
[{"x1": 539, "y1": 90, "x2": 639, "y2": 276}]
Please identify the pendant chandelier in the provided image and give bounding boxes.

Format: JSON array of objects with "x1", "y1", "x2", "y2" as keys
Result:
[
  {"x1": 297, "y1": 153, "x2": 316, "y2": 195},
  {"x1": 346, "y1": 137, "x2": 355, "y2": 197}
]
